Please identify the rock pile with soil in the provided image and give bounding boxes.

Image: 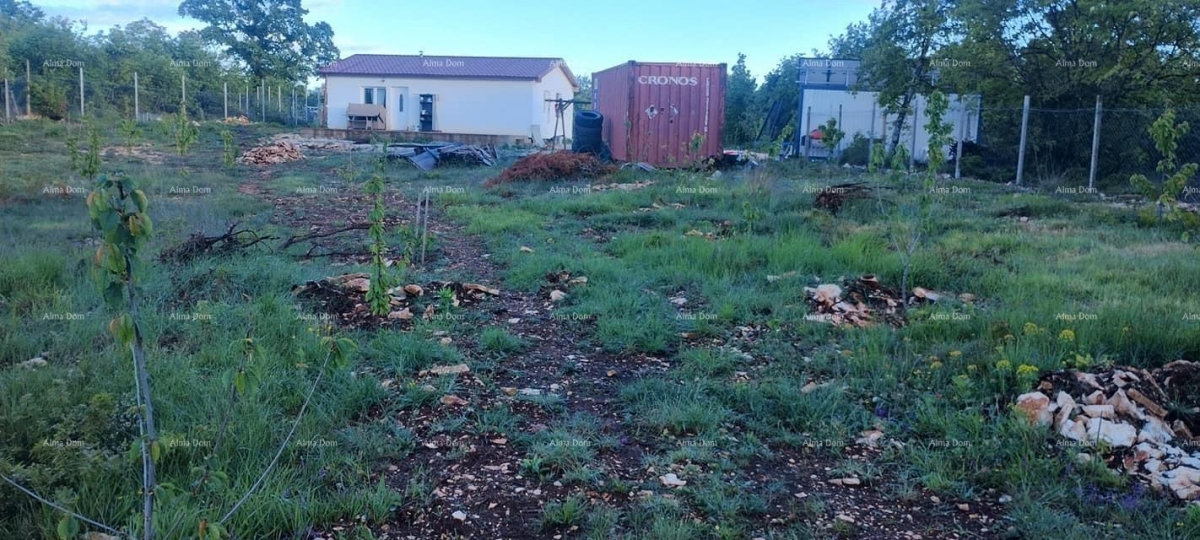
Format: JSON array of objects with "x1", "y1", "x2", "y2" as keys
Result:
[
  {"x1": 293, "y1": 273, "x2": 500, "y2": 328},
  {"x1": 1015, "y1": 360, "x2": 1200, "y2": 502}
]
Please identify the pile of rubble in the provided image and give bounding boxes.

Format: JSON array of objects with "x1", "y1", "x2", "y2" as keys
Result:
[
  {"x1": 271, "y1": 133, "x2": 357, "y2": 152},
  {"x1": 238, "y1": 141, "x2": 306, "y2": 165},
  {"x1": 1015, "y1": 360, "x2": 1200, "y2": 502},
  {"x1": 800, "y1": 276, "x2": 909, "y2": 328},
  {"x1": 484, "y1": 151, "x2": 616, "y2": 186},
  {"x1": 223, "y1": 115, "x2": 252, "y2": 125},
  {"x1": 293, "y1": 273, "x2": 500, "y2": 328}
]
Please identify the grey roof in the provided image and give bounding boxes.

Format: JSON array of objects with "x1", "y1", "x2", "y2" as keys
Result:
[{"x1": 319, "y1": 54, "x2": 578, "y2": 88}]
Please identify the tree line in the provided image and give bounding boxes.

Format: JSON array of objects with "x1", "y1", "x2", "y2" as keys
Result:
[
  {"x1": 0, "y1": 0, "x2": 337, "y2": 121},
  {"x1": 724, "y1": 0, "x2": 1200, "y2": 162}
]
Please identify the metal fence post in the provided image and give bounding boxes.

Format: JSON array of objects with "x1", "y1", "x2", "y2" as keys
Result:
[
  {"x1": 955, "y1": 95, "x2": 965, "y2": 179},
  {"x1": 1016, "y1": 95, "x2": 1031, "y2": 185},
  {"x1": 804, "y1": 105, "x2": 812, "y2": 158},
  {"x1": 868, "y1": 100, "x2": 876, "y2": 166},
  {"x1": 78, "y1": 66, "x2": 84, "y2": 117},
  {"x1": 909, "y1": 101, "x2": 919, "y2": 171},
  {"x1": 223, "y1": 82, "x2": 228, "y2": 120},
  {"x1": 134, "y1": 72, "x2": 139, "y2": 121},
  {"x1": 3, "y1": 75, "x2": 9, "y2": 123},
  {"x1": 1088, "y1": 95, "x2": 1102, "y2": 191},
  {"x1": 25, "y1": 60, "x2": 31, "y2": 117},
  {"x1": 836, "y1": 103, "x2": 843, "y2": 161}
]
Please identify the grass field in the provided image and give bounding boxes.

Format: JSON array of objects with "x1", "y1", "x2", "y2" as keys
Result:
[{"x1": 2, "y1": 119, "x2": 1200, "y2": 539}]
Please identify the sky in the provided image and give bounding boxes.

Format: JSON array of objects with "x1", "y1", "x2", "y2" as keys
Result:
[{"x1": 32, "y1": 0, "x2": 879, "y2": 84}]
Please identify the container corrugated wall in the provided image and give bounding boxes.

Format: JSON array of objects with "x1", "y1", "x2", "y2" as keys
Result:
[{"x1": 593, "y1": 61, "x2": 727, "y2": 167}]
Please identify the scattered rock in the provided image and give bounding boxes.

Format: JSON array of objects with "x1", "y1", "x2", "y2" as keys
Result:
[
  {"x1": 452, "y1": 510, "x2": 467, "y2": 521},
  {"x1": 829, "y1": 477, "x2": 862, "y2": 486},
  {"x1": 19, "y1": 356, "x2": 48, "y2": 369},
  {"x1": 519, "y1": 388, "x2": 543, "y2": 396},
  {"x1": 464, "y1": 283, "x2": 500, "y2": 296},
  {"x1": 520, "y1": 246, "x2": 534, "y2": 253},
  {"x1": 388, "y1": 308, "x2": 413, "y2": 320},
  {"x1": 404, "y1": 284, "x2": 424, "y2": 296},
  {"x1": 430, "y1": 364, "x2": 470, "y2": 375},
  {"x1": 1014, "y1": 391, "x2": 1053, "y2": 426},
  {"x1": 659, "y1": 473, "x2": 687, "y2": 487},
  {"x1": 549, "y1": 290, "x2": 567, "y2": 302},
  {"x1": 1085, "y1": 417, "x2": 1137, "y2": 447},
  {"x1": 501, "y1": 387, "x2": 518, "y2": 396},
  {"x1": 440, "y1": 395, "x2": 469, "y2": 407}
]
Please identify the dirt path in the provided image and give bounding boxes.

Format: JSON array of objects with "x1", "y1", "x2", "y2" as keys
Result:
[{"x1": 236, "y1": 164, "x2": 1008, "y2": 539}]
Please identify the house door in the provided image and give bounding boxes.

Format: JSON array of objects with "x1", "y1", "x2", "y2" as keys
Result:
[{"x1": 390, "y1": 86, "x2": 408, "y2": 131}]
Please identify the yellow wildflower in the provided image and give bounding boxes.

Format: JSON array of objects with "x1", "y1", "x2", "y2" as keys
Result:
[{"x1": 1059, "y1": 329, "x2": 1075, "y2": 342}]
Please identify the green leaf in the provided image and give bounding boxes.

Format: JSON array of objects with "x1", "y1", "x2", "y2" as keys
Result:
[
  {"x1": 150, "y1": 440, "x2": 161, "y2": 463},
  {"x1": 234, "y1": 370, "x2": 247, "y2": 396},
  {"x1": 133, "y1": 189, "x2": 149, "y2": 212},
  {"x1": 104, "y1": 282, "x2": 125, "y2": 306}
]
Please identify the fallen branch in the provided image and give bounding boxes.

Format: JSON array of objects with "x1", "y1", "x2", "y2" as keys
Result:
[
  {"x1": 159, "y1": 222, "x2": 277, "y2": 263},
  {"x1": 278, "y1": 223, "x2": 371, "y2": 251}
]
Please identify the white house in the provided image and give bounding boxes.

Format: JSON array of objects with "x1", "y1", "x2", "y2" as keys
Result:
[{"x1": 319, "y1": 54, "x2": 580, "y2": 143}]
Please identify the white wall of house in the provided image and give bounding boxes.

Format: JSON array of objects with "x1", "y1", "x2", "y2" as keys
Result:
[
  {"x1": 800, "y1": 89, "x2": 981, "y2": 162},
  {"x1": 531, "y1": 66, "x2": 576, "y2": 143},
  {"x1": 323, "y1": 65, "x2": 577, "y2": 140}
]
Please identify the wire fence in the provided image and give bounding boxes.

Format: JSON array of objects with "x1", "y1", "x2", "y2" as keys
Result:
[
  {"x1": 0, "y1": 61, "x2": 321, "y2": 126},
  {"x1": 790, "y1": 94, "x2": 1200, "y2": 196}
]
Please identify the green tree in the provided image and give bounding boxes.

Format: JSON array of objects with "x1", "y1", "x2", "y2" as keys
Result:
[
  {"x1": 573, "y1": 74, "x2": 592, "y2": 109},
  {"x1": 852, "y1": 0, "x2": 952, "y2": 164},
  {"x1": 178, "y1": 0, "x2": 340, "y2": 81},
  {"x1": 1130, "y1": 109, "x2": 1200, "y2": 235},
  {"x1": 725, "y1": 53, "x2": 757, "y2": 145}
]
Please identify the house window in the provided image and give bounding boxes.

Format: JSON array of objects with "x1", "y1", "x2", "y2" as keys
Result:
[
  {"x1": 397, "y1": 94, "x2": 404, "y2": 112},
  {"x1": 364, "y1": 87, "x2": 387, "y2": 107}
]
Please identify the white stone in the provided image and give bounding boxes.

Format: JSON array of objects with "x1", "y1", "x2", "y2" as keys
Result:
[{"x1": 1085, "y1": 418, "x2": 1137, "y2": 447}]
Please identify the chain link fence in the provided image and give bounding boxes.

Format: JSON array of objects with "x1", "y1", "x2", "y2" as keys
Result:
[{"x1": 786, "y1": 94, "x2": 1200, "y2": 198}]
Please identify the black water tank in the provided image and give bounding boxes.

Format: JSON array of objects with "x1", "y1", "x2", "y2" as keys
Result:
[{"x1": 572, "y1": 110, "x2": 604, "y2": 154}]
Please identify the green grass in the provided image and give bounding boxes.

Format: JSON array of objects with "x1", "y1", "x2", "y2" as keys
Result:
[{"x1": 4, "y1": 119, "x2": 1200, "y2": 539}]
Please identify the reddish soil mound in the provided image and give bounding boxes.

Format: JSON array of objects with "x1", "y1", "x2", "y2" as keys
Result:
[{"x1": 485, "y1": 151, "x2": 615, "y2": 186}]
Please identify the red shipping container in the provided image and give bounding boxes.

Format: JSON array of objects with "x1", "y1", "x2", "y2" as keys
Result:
[{"x1": 592, "y1": 61, "x2": 727, "y2": 167}]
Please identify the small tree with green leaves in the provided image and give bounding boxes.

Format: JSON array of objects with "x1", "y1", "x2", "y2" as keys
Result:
[
  {"x1": 819, "y1": 118, "x2": 845, "y2": 162},
  {"x1": 86, "y1": 173, "x2": 158, "y2": 540},
  {"x1": 887, "y1": 90, "x2": 953, "y2": 305},
  {"x1": 364, "y1": 145, "x2": 392, "y2": 316},
  {"x1": 1130, "y1": 108, "x2": 1200, "y2": 239},
  {"x1": 174, "y1": 100, "x2": 199, "y2": 156},
  {"x1": 81, "y1": 119, "x2": 102, "y2": 182},
  {"x1": 221, "y1": 128, "x2": 237, "y2": 168},
  {"x1": 121, "y1": 118, "x2": 141, "y2": 152}
]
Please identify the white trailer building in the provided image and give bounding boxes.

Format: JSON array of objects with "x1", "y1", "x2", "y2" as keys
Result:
[{"x1": 319, "y1": 54, "x2": 579, "y2": 143}]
